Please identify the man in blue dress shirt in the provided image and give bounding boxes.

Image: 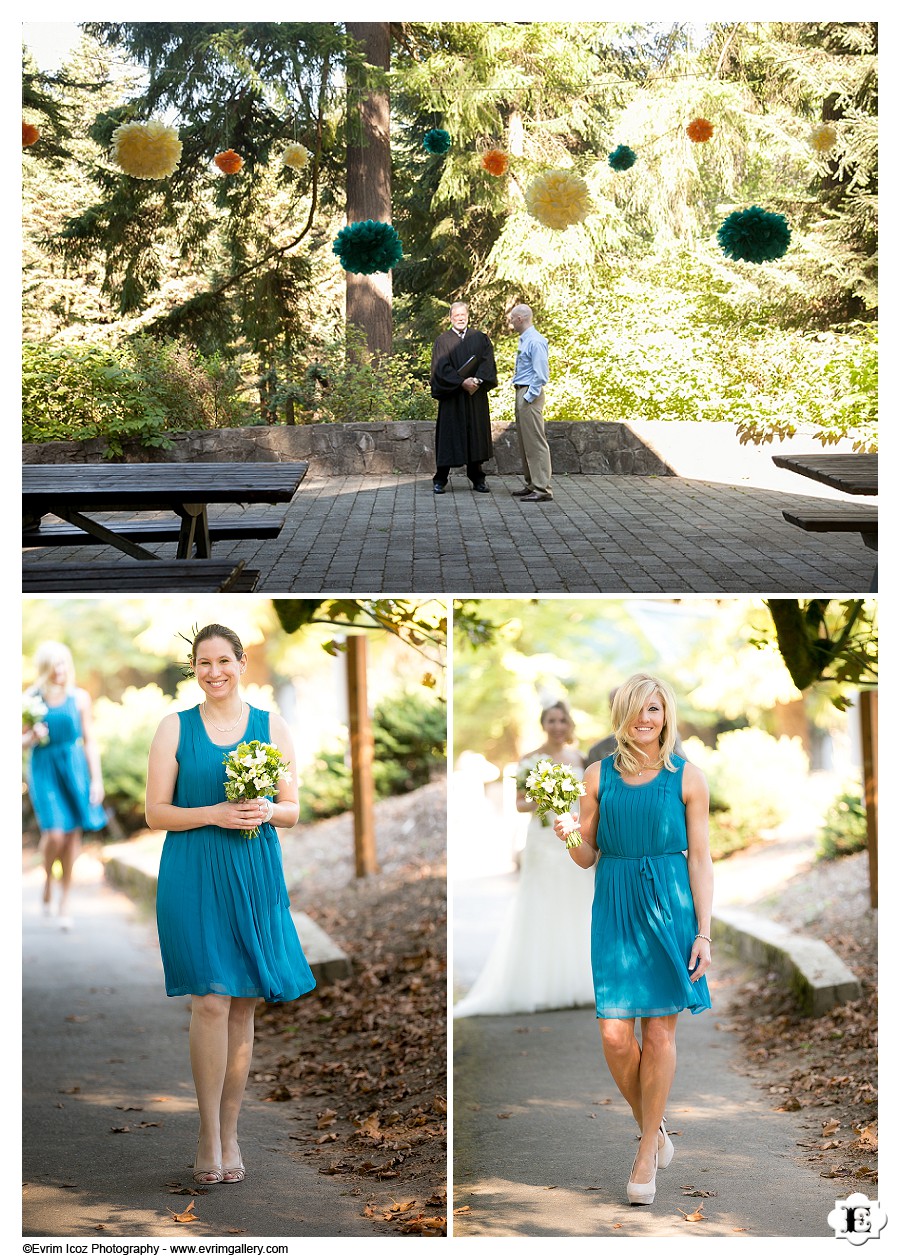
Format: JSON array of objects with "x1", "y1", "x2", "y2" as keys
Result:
[{"x1": 508, "y1": 304, "x2": 552, "y2": 501}]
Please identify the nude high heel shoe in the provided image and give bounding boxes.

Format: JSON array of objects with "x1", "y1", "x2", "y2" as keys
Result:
[
  {"x1": 627, "y1": 1148, "x2": 658, "y2": 1205},
  {"x1": 658, "y1": 1117, "x2": 675, "y2": 1169}
]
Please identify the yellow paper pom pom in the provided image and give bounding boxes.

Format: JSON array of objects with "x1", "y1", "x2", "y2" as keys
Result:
[
  {"x1": 282, "y1": 143, "x2": 310, "y2": 172},
  {"x1": 525, "y1": 169, "x2": 592, "y2": 230},
  {"x1": 482, "y1": 148, "x2": 509, "y2": 177},
  {"x1": 808, "y1": 123, "x2": 838, "y2": 154},
  {"x1": 110, "y1": 119, "x2": 182, "y2": 179}
]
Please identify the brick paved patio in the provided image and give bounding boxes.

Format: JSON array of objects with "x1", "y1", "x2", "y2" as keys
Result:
[{"x1": 23, "y1": 473, "x2": 875, "y2": 594}]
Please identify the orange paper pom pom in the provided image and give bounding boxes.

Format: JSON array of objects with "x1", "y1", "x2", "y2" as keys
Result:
[
  {"x1": 482, "y1": 148, "x2": 509, "y2": 177},
  {"x1": 22, "y1": 121, "x2": 40, "y2": 147},
  {"x1": 686, "y1": 117, "x2": 714, "y2": 143},
  {"x1": 214, "y1": 149, "x2": 244, "y2": 174}
]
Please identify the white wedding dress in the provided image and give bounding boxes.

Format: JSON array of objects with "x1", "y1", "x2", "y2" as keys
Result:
[{"x1": 454, "y1": 791, "x2": 596, "y2": 1017}]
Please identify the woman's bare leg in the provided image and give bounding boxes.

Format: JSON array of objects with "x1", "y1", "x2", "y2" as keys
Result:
[
  {"x1": 40, "y1": 832, "x2": 64, "y2": 911},
  {"x1": 598, "y1": 1017, "x2": 643, "y2": 1127},
  {"x1": 632, "y1": 1014, "x2": 678, "y2": 1183},
  {"x1": 57, "y1": 830, "x2": 82, "y2": 919},
  {"x1": 189, "y1": 993, "x2": 231, "y2": 1176},
  {"x1": 219, "y1": 997, "x2": 257, "y2": 1176}
]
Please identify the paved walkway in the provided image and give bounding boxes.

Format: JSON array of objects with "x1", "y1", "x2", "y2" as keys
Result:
[
  {"x1": 23, "y1": 474, "x2": 874, "y2": 593},
  {"x1": 451, "y1": 831, "x2": 851, "y2": 1238},
  {"x1": 21, "y1": 854, "x2": 372, "y2": 1239}
]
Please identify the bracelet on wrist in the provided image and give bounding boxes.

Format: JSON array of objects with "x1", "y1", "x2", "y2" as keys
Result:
[{"x1": 694, "y1": 933, "x2": 711, "y2": 944}]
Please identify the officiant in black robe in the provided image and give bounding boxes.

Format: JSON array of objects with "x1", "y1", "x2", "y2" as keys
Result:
[{"x1": 430, "y1": 301, "x2": 498, "y2": 493}]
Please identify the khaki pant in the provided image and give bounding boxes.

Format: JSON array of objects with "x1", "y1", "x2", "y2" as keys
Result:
[{"x1": 515, "y1": 386, "x2": 552, "y2": 496}]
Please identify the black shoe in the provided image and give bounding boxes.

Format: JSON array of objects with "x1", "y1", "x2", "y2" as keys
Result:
[
  {"x1": 511, "y1": 486, "x2": 534, "y2": 497},
  {"x1": 518, "y1": 491, "x2": 553, "y2": 502},
  {"x1": 472, "y1": 481, "x2": 490, "y2": 493},
  {"x1": 433, "y1": 482, "x2": 446, "y2": 494}
]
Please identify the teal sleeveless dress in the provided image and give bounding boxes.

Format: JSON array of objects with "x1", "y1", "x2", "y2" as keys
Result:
[
  {"x1": 155, "y1": 705, "x2": 316, "y2": 1003},
  {"x1": 591, "y1": 754, "x2": 711, "y2": 1019},
  {"x1": 27, "y1": 691, "x2": 107, "y2": 833}
]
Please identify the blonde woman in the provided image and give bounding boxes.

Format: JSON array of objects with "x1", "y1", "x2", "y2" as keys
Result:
[
  {"x1": 554, "y1": 674, "x2": 712, "y2": 1206},
  {"x1": 23, "y1": 642, "x2": 106, "y2": 928},
  {"x1": 454, "y1": 701, "x2": 594, "y2": 1016}
]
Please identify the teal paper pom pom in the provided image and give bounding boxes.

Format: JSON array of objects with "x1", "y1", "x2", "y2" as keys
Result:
[
  {"x1": 608, "y1": 144, "x2": 637, "y2": 171},
  {"x1": 717, "y1": 205, "x2": 791, "y2": 263},
  {"x1": 332, "y1": 220, "x2": 404, "y2": 274},
  {"x1": 423, "y1": 128, "x2": 451, "y2": 155}
]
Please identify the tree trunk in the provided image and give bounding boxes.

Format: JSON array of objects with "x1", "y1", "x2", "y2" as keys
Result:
[
  {"x1": 346, "y1": 22, "x2": 392, "y2": 356},
  {"x1": 859, "y1": 688, "x2": 877, "y2": 908},
  {"x1": 346, "y1": 635, "x2": 378, "y2": 878}
]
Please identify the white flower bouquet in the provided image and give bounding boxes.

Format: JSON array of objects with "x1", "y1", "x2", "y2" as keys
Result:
[
  {"x1": 222, "y1": 739, "x2": 291, "y2": 840},
  {"x1": 523, "y1": 759, "x2": 586, "y2": 849},
  {"x1": 23, "y1": 693, "x2": 49, "y2": 745}
]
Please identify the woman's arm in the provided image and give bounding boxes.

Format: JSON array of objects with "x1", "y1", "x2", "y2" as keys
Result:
[
  {"x1": 76, "y1": 688, "x2": 104, "y2": 805},
  {"x1": 684, "y1": 762, "x2": 713, "y2": 981},
  {"x1": 268, "y1": 712, "x2": 300, "y2": 829},
  {"x1": 553, "y1": 761, "x2": 600, "y2": 870},
  {"x1": 145, "y1": 713, "x2": 249, "y2": 832}
]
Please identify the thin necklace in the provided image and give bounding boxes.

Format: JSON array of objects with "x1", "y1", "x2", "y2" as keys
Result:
[
  {"x1": 636, "y1": 758, "x2": 663, "y2": 777},
  {"x1": 202, "y1": 700, "x2": 245, "y2": 732}
]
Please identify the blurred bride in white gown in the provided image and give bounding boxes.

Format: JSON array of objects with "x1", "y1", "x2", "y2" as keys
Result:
[{"x1": 454, "y1": 701, "x2": 595, "y2": 1017}]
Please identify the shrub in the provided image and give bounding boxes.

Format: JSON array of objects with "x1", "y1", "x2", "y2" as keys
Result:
[
  {"x1": 298, "y1": 688, "x2": 447, "y2": 823},
  {"x1": 683, "y1": 728, "x2": 809, "y2": 860},
  {"x1": 91, "y1": 684, "x2": 179, "y2": 833},
  {"x1": 816, "y1": 786, "x2": 868, "y2": 861},
  {"x1": 291, "y1": 327, "x2": 433, "y2": 425},
  {"x1": 22, "y1": 337, "x2": 250, "y2": 454}
]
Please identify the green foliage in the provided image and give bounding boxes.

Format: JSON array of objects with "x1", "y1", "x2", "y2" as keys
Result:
[
  {"x1": 22, "y1": 337, "x2": 250, "y2": 453},
  {"x1": 289, "y1": 327, "x2": 432, "y2": 423},
  {"x1": 298, "y1": 688, "x2": 447, "y2": 822},
  {"x1": 763, "y1": 600, "x2": 877, "y2": 706},
  {"x1": 91, "y1": 684, "x2": 177, "y2": 832},
  {"x1": 683, "y1": 729, "x2": 809, "y2": 860},
  {"x1": 816, "y1": 786, "x2": 868, "y2": 861}
]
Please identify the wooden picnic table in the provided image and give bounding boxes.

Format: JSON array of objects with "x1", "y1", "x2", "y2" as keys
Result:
[
  {"x1": 23, "y1": 560, "x2": 259, "y2": 594},
  {"x1": 773, "y1": 451, "x2": 877, "y2": 592},
  {"x1": 772, "y1": 452, "x2": 877, "y2": 496},
  {"x1": 22, "y1": 462, "x2": 308, "y2": 561}
]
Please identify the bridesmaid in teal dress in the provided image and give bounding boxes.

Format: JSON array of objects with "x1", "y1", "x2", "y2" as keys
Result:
[
  {"x1": 24, "y1": 641, "x2": 106, "y2": 929},
  {"x1": 555, "y1": 673, "x2": 713, "y2": 1207},
  {"x1": 146, "y1": 623, "x2": 315, "y2": 1187}
]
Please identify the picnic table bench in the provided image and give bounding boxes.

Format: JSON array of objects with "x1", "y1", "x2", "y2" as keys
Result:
[
  {"x1": 22, "y1": 560, "x2": 259, "y2": 593},
  {"x1": 22, "y1": 461, "x2": 308, "y2": 561},
  {"x1": 773, "y1": 452, "x2": 877, "y2": 591}
]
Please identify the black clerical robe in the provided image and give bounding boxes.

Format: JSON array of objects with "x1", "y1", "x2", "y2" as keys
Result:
[{"x1": 430, "y1": 329, "x2": 498, "y2": 467}]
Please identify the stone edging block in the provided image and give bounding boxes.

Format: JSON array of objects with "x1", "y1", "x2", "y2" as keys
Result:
[{"x1": 712, "y1": 906, "x2": 861, "y2": 1017}]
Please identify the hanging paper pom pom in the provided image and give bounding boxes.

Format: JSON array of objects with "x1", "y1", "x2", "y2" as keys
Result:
[
  {"x1": 282, "y1": 143, "x2": 310, "y2": 172},
  {"x1": 482, "y1": 149, "x2": 509, "y2": 177},
  {"x1": 686, "y1": 117, "x2": 714, "y2": 143},
  {"x1": 110, "y1": 119, "x2": 182, "y2": 179},
  {"x1": 608, "y1": 144, "x2": 637, "y2": 172},
  {"x1": 717, "y1": 205, "x2": 791, "y2": 263},
  {"x1": 22, "y1": 120, "x2": 40, "y2": 147},
  {"x1": 808, "y1": 122, "x2": 838, "y2": 155},
  {"x1": 423, "y1": 128, "x2": 451, "y2": 155},
  {"x1": 525, "y1": 169, "x2": 592, "y2": 231},
  {"x1": 332, "y1": 220, "x2": 404, "y2": 274},
  {"x1": 214, "y1": 149, "x2": 243, "y2": 174}
]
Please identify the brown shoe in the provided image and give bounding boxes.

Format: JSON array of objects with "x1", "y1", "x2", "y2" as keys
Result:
[
  {"x1": 511, "y1": 487, "x2": 535, "y2": 497},
  {"x1": 518, "y1": 491, "x2": 553, "y2": 502}
]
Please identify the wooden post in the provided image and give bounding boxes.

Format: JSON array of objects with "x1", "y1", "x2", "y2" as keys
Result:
[
  {"x1": 346, "y1": 635, "x2": 378, "y2": 877},
  {"x1": 859, "y1": 688, "x2": 877, "y2": 908}
]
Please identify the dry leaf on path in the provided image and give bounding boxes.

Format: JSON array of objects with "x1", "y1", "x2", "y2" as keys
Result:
[
  {"x1": 496, "y1": 1112, "x2": 512, "y2": 1119},
  {"x1": 454, "y1": 1205, "x2": 472, "y2": 1214},
  {"x1": 823, "y1": 1119, "x2": 841, "y2": 1136},
  {"x1": 109, "y1": 1126, "x2": 131, "y2": 1134},
  {"x1": 678, "y1": 1207, "x2": 708, "y2": 1222},
  {"x1": 170, "y1": 1199, "x2": 199, "y2": 1223}
]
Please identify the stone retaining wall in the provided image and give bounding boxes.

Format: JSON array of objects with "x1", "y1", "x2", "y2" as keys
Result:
[{"x1": 23, "y1": 420, "x2": 674, "y2": 477}]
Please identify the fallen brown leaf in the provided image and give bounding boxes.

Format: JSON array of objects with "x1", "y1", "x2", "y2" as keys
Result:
[
  {"x1": 823, "y1": 1119, "x2": 841, "y2": 1137},
  {"x1": 170, "y1": 1199, "x2": 198, "y2": 1223},
  {"x1": 109, "y1": 1126, "x2": 131, "y2": 1134},
  {"x1": 65, "y1": 1015, "x2": 90, "y2": 1023},
  {"x1": 454, "y1": 1205, "x2": 472, "y2": 1214},
  {"x1": 59, "y1": 1085, "x2": 80, "y2": 1094},
  {"x1": 678, "y1": 1207, "x2": 708, "y2": 1223},
  {"x1": 496, "y1": 1112, "x2": 512, "y2": 1119}
]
